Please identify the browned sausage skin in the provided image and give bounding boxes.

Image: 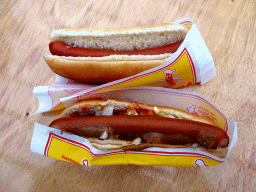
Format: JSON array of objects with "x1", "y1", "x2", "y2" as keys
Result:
[
  {"x1": 49, "y1": 40, "x2": 183, "y2": 57},
  {"x1": 49, "y1": 115, "x2": 229, "y2": 149}
]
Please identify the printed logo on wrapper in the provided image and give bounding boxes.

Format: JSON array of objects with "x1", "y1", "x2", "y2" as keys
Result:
[
  {"x1": 82, "y1": 158, "x2": 89, "y2": 166},
  {"x1": 157, "y1": 69, "x2": 183, "y2": 87},
  {"x1": 194, "y1": 159, "x2": 209, "y2": 167},
  {"x1": 185, "y1": 104, "x2": 199, "y2": 116}
]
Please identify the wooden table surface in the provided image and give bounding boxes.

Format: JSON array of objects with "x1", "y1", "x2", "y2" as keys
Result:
[{"x1": 1, "y1": 0, "x2": 255, "y2": 191}]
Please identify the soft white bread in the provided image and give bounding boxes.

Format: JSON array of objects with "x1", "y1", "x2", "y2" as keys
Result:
[
  {"x1": 59, "y1": 100, "x2": 107, "y2": 118},
  {"x1": 152, "y1": 105, "x2": 215, "y2": 125},
  {"x1": 43, "y1": 54, "x2": 169, "y2": 82},
  {"x1": 44, "y1": 23, "x2": 191, "y2": 82},
  {"x1": 59, "y1": 99, "x2": 216, "y2": 126},
  {"x1": 50, "y1": 23, "x2": 190, "y2": 51},
  {"x1": 107, "y1": 99, "x2": 216, "y2": 125}
]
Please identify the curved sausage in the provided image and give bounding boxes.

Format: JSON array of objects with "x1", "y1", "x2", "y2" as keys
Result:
[
  {"x1": 49, "y1": 40, "x2": 183, "y2": 57},
  {"x1": 49, "y1": 115, "x2": 229, "y2": 149}
]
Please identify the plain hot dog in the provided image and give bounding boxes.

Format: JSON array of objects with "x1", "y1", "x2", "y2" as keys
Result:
[
  {"x1": 49, "y1": 99, "x2": 229, "y2": 151},
  {"x1": 44, "y1": 23, "x2": 191, "y2": 82}
]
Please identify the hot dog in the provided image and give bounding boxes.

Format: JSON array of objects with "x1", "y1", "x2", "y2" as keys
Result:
[
  {"x1": 44, "y1": 23, "x2": 191, "y2": 82},
  {"x1": 49, "y1": 99, "x2": 229, "y2": 152}
]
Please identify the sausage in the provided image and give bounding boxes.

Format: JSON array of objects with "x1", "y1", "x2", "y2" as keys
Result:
[
  {"x1": 49, "y1": 40, "x2": 183, "y2": 57},
  {"x1": 49, "y1": 115, "x2": 229, "y2": 149}
]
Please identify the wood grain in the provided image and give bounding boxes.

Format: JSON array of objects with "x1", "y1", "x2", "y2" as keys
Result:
[{"x1": 0, "y1": 0, "x2": 255, "y2": 191}]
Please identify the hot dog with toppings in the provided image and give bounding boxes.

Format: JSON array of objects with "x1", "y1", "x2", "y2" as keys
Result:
[{"x1": 49, "y1": 99, "x2": 229, "y2": 151}]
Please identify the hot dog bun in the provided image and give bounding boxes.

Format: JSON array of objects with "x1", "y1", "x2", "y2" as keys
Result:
[
  {"x1": 44, "y1": 23, "x2": 191, "y2": 82},
  {"x1": 49, "y1": 99, "x2": 229, "y2": 158},
  {"x1": 59, "y1": 99, "x2": 215, "y2": 125}
]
